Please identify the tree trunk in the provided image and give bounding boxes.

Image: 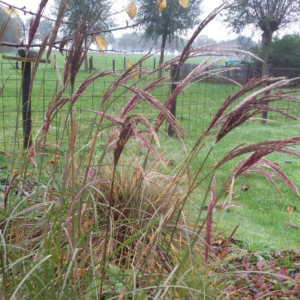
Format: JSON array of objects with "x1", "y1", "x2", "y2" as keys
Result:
[
  {"x1": 261, "y1": 30, "x2": 273, "y2": 122},
  {"x1": 158, "y1": 34, "x2": 167, "y2": 79},
  {"x1": 84, "y1": 35, "x2": 88, "y2": 72},
  {"x1": 261, "y1": 31, "x2": 272, "y2": 77}
]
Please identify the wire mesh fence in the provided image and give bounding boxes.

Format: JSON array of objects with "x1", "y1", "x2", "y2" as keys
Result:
[{"x1": 1, "y1": 54, "x2": 300, "y2": 150}]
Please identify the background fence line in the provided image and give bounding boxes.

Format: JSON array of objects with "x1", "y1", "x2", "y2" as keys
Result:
[{"x1": 1, "y1": 54, "x2": 300, "y2": 149}]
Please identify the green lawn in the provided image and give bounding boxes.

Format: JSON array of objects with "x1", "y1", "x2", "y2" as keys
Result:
[{"x1": 1, "y1": 50, "x2": 300, "y2": 250}]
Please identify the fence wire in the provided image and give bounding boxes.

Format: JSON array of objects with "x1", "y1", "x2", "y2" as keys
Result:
[{"x1": 1, "y1": 54, "x2": 300, "y2": 150}]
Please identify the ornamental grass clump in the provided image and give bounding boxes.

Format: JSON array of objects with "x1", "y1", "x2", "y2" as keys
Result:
[{"x1": 2, "y1": 1, "x2": 300, "y2": 299}]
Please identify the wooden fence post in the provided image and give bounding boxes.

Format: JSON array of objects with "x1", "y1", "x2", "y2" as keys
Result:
[
  {"x1": 124, "y1": 57, "x2": 126, "y2": 69},
  {"x1": 168, "y1": 64, "x2": 179, "y2": 137},
  {"x1": 113, "y1": 59, "x2": 115, "y2": 73},
  {"x1": 89, "y1": 57, "x2": 92, "y2": 73},
  {"x1": 153, "y1": 58, "x2": 156, "y2": 70},
  {"x1": 262, "y1": 64, "x2": 274, "y2": 123},
  {"x1": 22, "y1": 61, "x2": 32, "y2": 148},
  {"x1": 53, "y1": 54, "x2": 56, "y2": 69},
  {"x1": 139, "y1": 62, "x2": 142, "y2": 79},
  {"x1": 15, "y1": 53, "x2": 19, "y2": 69}
]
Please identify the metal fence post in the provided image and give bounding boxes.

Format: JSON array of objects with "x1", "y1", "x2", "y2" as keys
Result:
[
  {"x1": 16, "y1": 54, "x2": 19, "y2": 69},
  {"x1": 22, "y1": 61, "x2": 32, "y2": 148},
  {"x1": 168, "y1": 64, "x2": 179, "y2": 137},
  {"x1": 124, "y1": 57, "x2": 126, "y2": 69},
  {"x1": 153, "y1": 58, "x2": 156, "y2": 70},
  {"x1": 53, "y1": 54, "x2": 56, "y2": 69},
  {"x1": 139, "y1": 62, "x2": 142, "y2": 79},
  {"x1": 113, "y1": 59, "x2": 115, "y2": 73},
  {"x1": 262, "y1": 64, "x2": 274, "y2": 123},
  {"x1": 89, "y1": 57, "x2": 92, "y2": 73}
]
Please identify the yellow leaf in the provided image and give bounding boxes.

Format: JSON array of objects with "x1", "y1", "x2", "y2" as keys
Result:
[
  {"x1": 124, "y1": 3, "x2": 137, "y2": 19},
  {"x1": 95, "y1": 35, "x2": 107, "y2": 49},
  {"x1": 157, "y1": 0, "x2": 166, "y2": 12},
  {"x1": 286, "y1": 205, "x2": 295, "y2": 213},
  {"x1": 127, "y1": 59, "x2": 138, "y2": 81},
  {"x1": 2, "y1": 5, "x2": 19, "y2": 17},
  {"x1": 95, "y1": 35, "x2": 107, "y2": 55},
  {"x1": 178, "y1": 0, "x2": 189, "y2": 8},
  {"x1": 47, "y1": 156, "x2": 56, "y2": 164}
]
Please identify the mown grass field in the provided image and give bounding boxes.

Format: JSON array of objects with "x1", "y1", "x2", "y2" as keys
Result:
[{"x1": 1, "y1": 49, "x2": 300, "y2": 251}]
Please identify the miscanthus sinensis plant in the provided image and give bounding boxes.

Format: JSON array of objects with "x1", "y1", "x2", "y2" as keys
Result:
[{"x1": 1, "y1": 2, "x2": 300, "y2": 299}]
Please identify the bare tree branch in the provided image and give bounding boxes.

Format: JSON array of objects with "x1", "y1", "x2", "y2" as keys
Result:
[
  {"x1": 0, "y1": 0, "x2": 163, "y2": 49},
  {"x1": 0, "y1": 0, "x2": 122, "y2": 26}
]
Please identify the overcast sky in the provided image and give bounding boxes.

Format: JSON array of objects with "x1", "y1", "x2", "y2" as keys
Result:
[{"x1": 5, "y1": 0, "x2": 300, "y2": 42}]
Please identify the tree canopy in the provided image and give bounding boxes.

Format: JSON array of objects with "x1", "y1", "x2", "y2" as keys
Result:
[
  {"x1": 53, "y1": 0, "x2": 113, "y2": 36},
  {"x1": 253, "y1": 34, "x2": 300, "y2": 69},
  {"x1": 24, "y1": 19, "x2": 52, "y2": 43},
  {"x1": 53, "y1": 0, "x2": 114, "y2": 70},
  {"x1": 36, "y1": 19, "x2": 53, "y2": 41},
  {"x1": 224, "y1": 0, "x2": 300, "y2": 76},
  {"x1": 0, "y1": 8, "x2": 21, "y2": 52},
  {"x1": 135, "y1": 0, "x2": 203, "y2": 76}
]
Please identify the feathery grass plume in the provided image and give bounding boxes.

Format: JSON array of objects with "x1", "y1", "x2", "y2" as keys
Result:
[
  {"x1": 114, "y1": 117, "x2": 138, "y2": 166},
  {"x1": 165, "y1": 56, "x2": 231, "y2": 110},
  {"x1": 121, "y1": 76, "x2": 170, "y2": 117},
  {"x1": 205, "y1": 177, "x2": 215, "y2": 267},
  {"x1": 47, "y1": 70, "x2": 109, "y2": 130},
  {"x1": 63, "y1": 20, "x2": 86, "y2": 88},
  {"x1": 190, "y1": 76, "x2": 300, "y2": 154},
  {"x1": 124, "y1": 86, "x2": 186, "y2": 140},
  {"x1": 216, "y1": 137, "x2": 300, "y2": 170},
  {"x1": 232, "y1": 157, "x2": 300, "y2": 199},
  {"x1": 153, "y1": 50, "x2": 262, "y2": 144},
  {"x1": 71, "y1": 70, "x2": 113, "y2": 105},
  {"x1": 46, "y1": 0, "x2": 71, "y2": 60},
  {"x1": 210, "y1": 76, "x2": 293, "y2": 130},
  {"x1": 83, "y1": 109, "x2": 160, "y2": 148},
  {"x1": 81, "y1": 109, "x2": 162, "y2": 160},
  {"x1": 178, "y1": 3, "x2": 231, "y2": 68},
  {"x1": 25, "y1": 69, "x2": 110, "y2": 170},
  {"x1": 27, "y1": 0, "x2": 48, "y2": 52},
  {"x1": 100, "y1": 53, "x2": 154, "y2": 107},
  {"x1": 214, "y1": 78, "x2": 300, "y2": 143}
]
